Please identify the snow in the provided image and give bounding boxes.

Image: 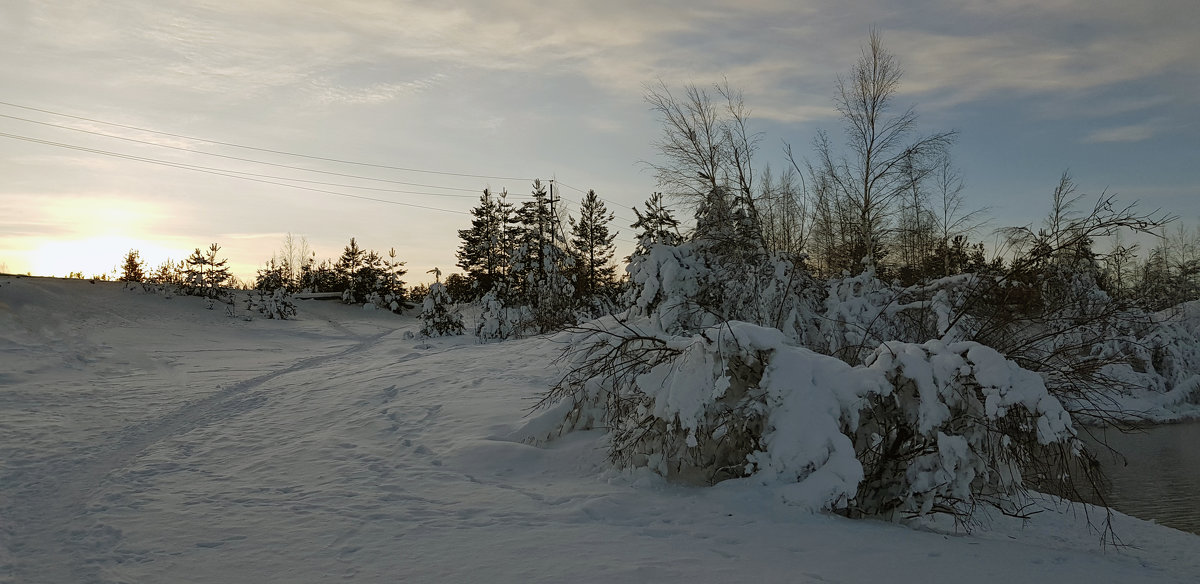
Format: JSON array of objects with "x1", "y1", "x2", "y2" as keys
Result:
[{"x1": 2, "y1": 275, "x2": 1199, "y2": 583}]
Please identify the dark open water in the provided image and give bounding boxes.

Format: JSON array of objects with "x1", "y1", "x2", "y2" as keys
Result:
[{"x1": 1079, "y1": 422, "x2": 1200, "y2": 535}]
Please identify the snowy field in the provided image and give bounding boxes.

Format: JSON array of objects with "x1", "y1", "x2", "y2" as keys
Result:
[{"x1": 2, "y1": 276, "x2": 1198, "y2": 583}]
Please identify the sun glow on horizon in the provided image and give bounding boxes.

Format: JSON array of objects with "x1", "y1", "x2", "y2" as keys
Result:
[
  {"x1": 26, "y1": 236, "x2": 191, "y2": 278},
  {"x1": 5, "y1": 196, "x2": 195, "y2": 278}
]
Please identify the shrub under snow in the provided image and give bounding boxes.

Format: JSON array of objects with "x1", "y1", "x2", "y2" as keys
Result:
[
  {"x1": 535, "y1": 318, "x2": 1080, "y2": 518},
  {"x1": 419, "y1": 283, "x2": 464, "y2": 337},
  {"x1": 625, "y1": 242, "x2": 822, "y2": 345}
]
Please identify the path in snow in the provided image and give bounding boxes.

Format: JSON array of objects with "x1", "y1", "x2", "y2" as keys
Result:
[{"x1": 3, "y1": 328, "x2": 391, "y2": 582}]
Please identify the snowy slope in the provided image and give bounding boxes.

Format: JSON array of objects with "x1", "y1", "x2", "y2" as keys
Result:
[{"x1": 1, "y1": 276, "x2": 1198, "y2": 583}]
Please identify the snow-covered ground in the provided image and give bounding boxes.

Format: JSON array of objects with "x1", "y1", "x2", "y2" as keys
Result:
[{"x1": 2, "y1": 276, "x2": 1198, "y2": 583}]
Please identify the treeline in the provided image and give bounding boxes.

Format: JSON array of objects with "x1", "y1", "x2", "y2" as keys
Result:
[
  {"x1": 118, "y1": 235, "x2": 408, "y2": 311},
  {"x1": 451, "y1": 180, "x2": 618, "y2": 335}
]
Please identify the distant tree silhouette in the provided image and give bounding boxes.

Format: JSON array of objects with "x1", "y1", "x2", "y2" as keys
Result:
[{"x1": 119, "y1": 249, "x2": 145, "y2": 282}]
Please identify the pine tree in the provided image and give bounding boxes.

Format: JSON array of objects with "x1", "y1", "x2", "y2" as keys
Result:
[
  {"x1": 119, "y1": 249, "x2": 145, "y2": 282},
  {"x1": 630, "y1": 192, "x2": 682, "y2": 258},
  {"x1": 375, "y1": 248, "x2": 408, "y2": 312},
  {"x1": 456, "y1": 189, "x2": 514, "y2": 299},
  {"x1": 507, "y1": 179, "x2": 576, "y2": 330},
  {"x1": 255, "y1": 258, "x2": 287, "y2": 291},
  {"x1": 508, "y1": 179, "x2": 555, "y2": 305},
  {"x1": 299, "y1": 256, "x2": 339, "y2": 293},
  {"x1": 149, "y1": 259, "x2": 182, "y2": 286},
  {"x1": 184, "y1": 243, "x2": 231, "y2": 298},
  {"x1": 568, "y1": 189, "x2": 617, "y2": 302},
  {"x1": 335, "y1": 237, "x2": 366, "y2": 302}
]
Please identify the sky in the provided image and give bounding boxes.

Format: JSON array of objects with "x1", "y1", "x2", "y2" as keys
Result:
[{"x1": 1, "y1": 0, "x2": 1197, "y2": 283}]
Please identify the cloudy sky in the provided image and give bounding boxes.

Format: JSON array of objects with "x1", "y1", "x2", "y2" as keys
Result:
[{"x1": 1, "y1": 0, "x2": 1197, "y2": 282}]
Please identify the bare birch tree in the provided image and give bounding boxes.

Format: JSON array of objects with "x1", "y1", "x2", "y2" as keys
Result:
[{"x1": 812, "y1": 28, "x2": 956, "y2": 273}]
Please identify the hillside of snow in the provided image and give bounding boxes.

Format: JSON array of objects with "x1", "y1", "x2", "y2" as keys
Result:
[{"x1": 1, "y1": 275, "x2": 1198, "y2": 583}]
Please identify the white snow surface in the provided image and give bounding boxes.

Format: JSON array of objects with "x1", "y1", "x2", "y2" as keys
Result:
[{"x1": 2, "y1": 276, "x2": 1198, "y2": 583}]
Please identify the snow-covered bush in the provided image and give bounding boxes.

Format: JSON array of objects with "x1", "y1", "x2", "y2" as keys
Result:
[
  {"x1": 536, "y1": 318, "x2": 1083, "y2": 519},
  {"x1": 475, "y1": 290, "x2": 527, "y2": 341},
  {"x1": 854, "y1": 340, "x2": 1077, "y2": 516},
  {"x1": 419, "y1": 283, "x2": 464, "y2": 337},
  {"x1": 626, "y1": 241, "x2": 822, "y2": 345},
  {"x1": 1145, "y1": 303, "x2": 1200, "y2": 398},
  {"x1": 229, "y1": 288, "x2": 297, "y2": 320},
  {"x1": 250, "y1": 288, "x2": 297, "y2": 320}
]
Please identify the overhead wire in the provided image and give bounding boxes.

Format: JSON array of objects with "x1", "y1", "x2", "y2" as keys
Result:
[
  {"x1": 0, "y1": 100, "x2": 535, "y2": 181},
  {"x1": 0, "y1": 112, "x2": 492, "y2": 193},
  {"x1": 553, "y1": 178, "x2": 640, "y2": 226},
  {"x1": 0, "y1": 131, "x2": 469, "y2": 214},
  {"x1": 0, "y1": 101, "x2": 642, "y2": 245}
]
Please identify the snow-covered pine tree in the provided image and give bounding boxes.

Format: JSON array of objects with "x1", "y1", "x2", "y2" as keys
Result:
[
  {"x1": 183, "y1": 243, "x2": 231, "y2": 299},
  {"x1": 148, "y1": 259, "x2": 183, "y2": 286},
  {"x1": 374, "y1": 248, "x2": 407, "y2": 313},
  {"x1": 568, "y1": 189, "x2": 617, "y2": 310},
  {"x1": 503, "y1": 179, "x2": 576, "y2": 332},
  {"x1": 456, "y1": 188, "x2": 514, "y2": 300},
  {"x1": 507, "y1": 180, "x2": 553, "y2": 305},
  {"x1": 419, "y1": 282, "x2": 464, "y2": 337}
]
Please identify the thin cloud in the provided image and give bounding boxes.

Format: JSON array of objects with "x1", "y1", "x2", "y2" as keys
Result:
[{"x1": 1083, "y1": 123, "x2": 1158, "y2": 144}]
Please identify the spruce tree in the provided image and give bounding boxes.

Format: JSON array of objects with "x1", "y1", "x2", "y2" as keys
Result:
[{"x1": 568, "y1": 189, "x2": 617, "y2": 301}]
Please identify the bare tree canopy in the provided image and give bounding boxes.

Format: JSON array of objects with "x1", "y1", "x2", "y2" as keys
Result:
[{"x1": 807, "y1": 29, "x2": 957, "y2": 274}]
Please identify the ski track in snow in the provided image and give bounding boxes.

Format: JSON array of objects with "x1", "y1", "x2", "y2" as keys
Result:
[
  {"x1": 3, "y1": 327, "x2": 392, "y2": 583},
  {"x1": 3, "y1": 277, "x2": 1199, "y2": 584}
]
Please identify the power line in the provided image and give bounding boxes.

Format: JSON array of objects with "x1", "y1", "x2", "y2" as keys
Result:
[
  {"x1": 0, "y1": 112, "x2": 492, "y2": 193},
  {"x1": 0, "y1": 102, "x2": 638, "y2": 244},
  {"x1": 0, "y1": 100, "x2": 535, "y2": 182},
  {"x1": 552, "y1": 178, "x2": 639, "y2": 227},
  {"x1": 0, "y1": 131, "x2": 469, "y2": 215}
]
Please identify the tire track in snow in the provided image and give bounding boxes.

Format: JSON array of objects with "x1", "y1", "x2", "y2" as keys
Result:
[{"x1": 1, "y1": 329, "x2": 395, "y2": 584}]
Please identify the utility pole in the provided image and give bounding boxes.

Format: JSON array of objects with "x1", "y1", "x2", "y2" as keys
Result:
[{"x1": 549, "y1": 179, "x2": 557, "y2": 246}]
